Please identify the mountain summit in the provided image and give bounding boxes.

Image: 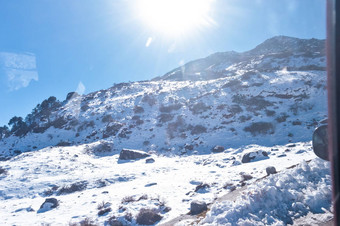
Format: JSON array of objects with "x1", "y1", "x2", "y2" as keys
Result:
[{"x1": 153, "y1": 36, "x2": 325, "y2": 81}]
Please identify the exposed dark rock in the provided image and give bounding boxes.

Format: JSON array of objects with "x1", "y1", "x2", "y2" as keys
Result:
[
  {"x1": 241, "y1": 151, "x2": 269, "y2": 163},
  {"x1": 241, "y1": 174, "x2": 253, "y2": 181},
  {"x1": 266, "y1": 166, "x2": 277, "y2": 175},
  {"x1": 66, "y1": 91, "x2": 79, "y2": 101},
  {"x1": 119, "y1": 149, "x2": 150, "y2": 160},
  {"x1": 195, "y1": 183, "x2": 210, "y2": 193},
  {"x1": 190, "y1": 200, "x2": 207, "y2": 215},
  {"x1": 107, "y1": 219, "x2": 123, "y2": 226},
  {"x1": 56, "y1": 141, "x2": 71, "y2": 147},
  {"x1": 145, "y1": 158, "x2": 155, "y2": 164},
  {"x1": 184, "y1": 144, "x2": 194, "y2": 151},
  {"x1": 136, "y1": 208, "x2": 163, "y2": 225},
  {"x1": 57, "y1": 181, "x2": 88, "y2": 195},
  {"x1": 145, "y1": 182, "x2": 157, "y2": 187},
  {"x1": 98, "y1": 207, "x2": 112, "y2": 216},
  {"x1": 211, "y1": 145, "x2": 224, "y2": 153},
  {"x1": 38, "y1": 198, "x2": 58, "y2": 213}
]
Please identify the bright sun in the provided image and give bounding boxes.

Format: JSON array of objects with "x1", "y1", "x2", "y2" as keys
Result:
[{"x1": 135, "y1": 0, "x2": 214, "y2": 37}]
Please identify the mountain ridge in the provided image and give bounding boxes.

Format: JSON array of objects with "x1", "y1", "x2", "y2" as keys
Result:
[{"x1": 153, "y1": 36, "x2": 325, "y2": 81}]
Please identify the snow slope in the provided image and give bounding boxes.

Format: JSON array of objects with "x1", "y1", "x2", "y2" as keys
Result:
[{"x1": 0, "y1": 141, "x2": 331, "y2": 225}]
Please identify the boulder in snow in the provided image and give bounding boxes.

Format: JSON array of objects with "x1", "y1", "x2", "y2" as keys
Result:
[
  {"x1": 211, "y1": 145, "x2": 225, "y2": 153},
  {"x1": 190, "y1": 200, "x2": 207, "y2": 215},
  {"x1": 118, "y1": 149, "x2": 150, "y2": 160},
  {"x1": 38, "y1": 198, "x2": 59, "y2": 213},
  {"x1": 241, "y1": 150, "x2": 269, "y2": 163},
  {"x1": 266, "y1": 166, "x2": 277, "y2": 175},
  {"x1": 145, "y1": 158, "x2": 155, "y2": 164}
]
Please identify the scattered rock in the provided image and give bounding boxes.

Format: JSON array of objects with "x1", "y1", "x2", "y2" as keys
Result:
[
  {"x1": 118, "y1": 149, "x2": 150, "y2": 160},
  {"x1": 98, "y1": 207, "x2": 112, "y2": 216},
  {"x1": 162, "y1": 206, "x2": 172, "y2": 213},
  {"x1": 223, "y1": 183, "x2": 236, "y2": 191},
  {"x1": 184, "y1": 144, "x2": 194, "y2": 151},
  {"x1": 296, "y1": 150, "x2": 305, "y2": 154},
  {"x1": 38, "y1": 198, "x2": 58, "y2": 213},
  {"x1": 145, "y1": 158, "x2": 155, "y2": 164},
  {"x1": 190, "y1": 200, "x2": 207, "y2": 215},
  {"x1": 266, "y1": 166, "x2": 277, "y2": 175},
  {"x1": 285, "y1": 149, "x2": 291, "y2": 152},
  {"x1": 136, "y1": 208, "x2": 163, "y2": 225},
  {"x1": 241, "y1": 150, "x2": 269, "y2": 163},
  {"x1": 211, "y1": 145, "x2": 225, "y2": 153},
  {"x1": 277, "y1": 154, "x2": 287, "y2": 158},
  {"x1": 241, "y1": 174, "x2": 253, "y2": 181},
  {"x1": 107, "y1": 219, "x2": 123, "y2": 226},
  {"x1": 287, "y1": 144, "x2": 296, "y2": 148},
  {"x1": 195, "y1": 183, "x2": 210, "y2": 193},
  {"x1": 145, "y1": 182, "x2": 157, "y2": 187},
  {"x1": 242, "y1": 154, "x2": 256, "y2": 163}
]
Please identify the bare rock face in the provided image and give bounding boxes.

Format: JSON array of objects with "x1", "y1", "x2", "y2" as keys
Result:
[
  {"x1": 190, "y1": 200, "x2": 207, "y2": 215},
  {"x1": 118, "y1": 149, "x2": 150, "y2": 160}
]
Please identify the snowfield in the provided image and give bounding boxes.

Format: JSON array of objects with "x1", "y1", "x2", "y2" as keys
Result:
[{"x1": 0, "y1": 141, "x2": 331, "y2": 225}]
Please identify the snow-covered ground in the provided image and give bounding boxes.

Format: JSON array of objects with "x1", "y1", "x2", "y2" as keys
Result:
[{"x1": 0, "y1": 141, "x2": 331, "y2": 225}]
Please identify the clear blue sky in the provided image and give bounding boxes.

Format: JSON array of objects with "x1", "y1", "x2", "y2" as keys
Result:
[{"x1": 0, "y1": 0, "x2": 326, "y2": 126}]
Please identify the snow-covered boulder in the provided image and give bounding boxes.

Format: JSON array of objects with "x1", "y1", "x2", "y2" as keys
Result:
[
  {"x1": 241, "y1": 150, "x2": 269, "y2": 163},
  {"x1": 38, "y1": 198, "x2": 58, "y2": 213}
]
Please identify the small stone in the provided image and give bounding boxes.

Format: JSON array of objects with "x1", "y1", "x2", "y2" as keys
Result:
[
  {"x1": 190, "y1": 200, "x2": 207, "y2": 215},
  {"x1": 241, "y1": 174, "x2": 253, "y2": 181},
  {"x1": 145, "y1": 182, "x2": 157, "y2": 187},
  {"x1": 266, "y1": 166, "x2": 277, "y2": 175},
  {"x1": 145, "y1": 158, "x2": 155, "y2": 164}
]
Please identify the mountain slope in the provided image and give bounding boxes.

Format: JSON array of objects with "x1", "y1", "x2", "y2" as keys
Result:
[
  {"x1": 0, "y1": 36, "x2": 331, "y2": 225},
  {"x1": 0, "y1": 36, "x2": 327, "y2": 159}
]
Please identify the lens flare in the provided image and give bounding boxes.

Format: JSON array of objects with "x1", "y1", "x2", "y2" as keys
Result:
[{"x1": 135, "y1": 0, "x2": 215, "y2": 37}]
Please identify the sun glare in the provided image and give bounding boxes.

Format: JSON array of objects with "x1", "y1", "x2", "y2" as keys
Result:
[{"x1": 136, "y1": 0, "x2": 214, "y2": 37}]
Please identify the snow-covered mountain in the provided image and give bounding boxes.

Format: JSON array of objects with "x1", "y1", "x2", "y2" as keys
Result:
[
  {"x1": 0, "y1": 36, "x2": 332, "y2": 225},
  {"x1": 153, "y1": 36, "x2": 325, "y2": 81},
  {"x1": 0, "y1": 36, "x2": 327, "y2": 158}
]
